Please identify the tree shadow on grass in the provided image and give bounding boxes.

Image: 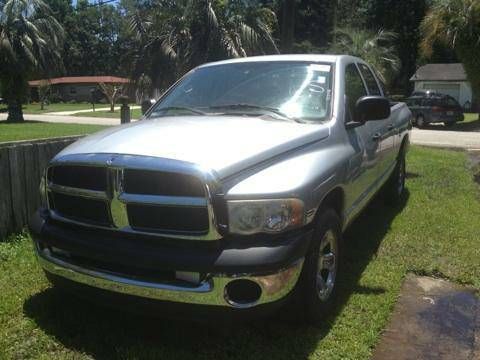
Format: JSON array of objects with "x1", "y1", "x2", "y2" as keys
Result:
[{"x1": 23, "y1": 191, "x2": 409, "y2": 359}]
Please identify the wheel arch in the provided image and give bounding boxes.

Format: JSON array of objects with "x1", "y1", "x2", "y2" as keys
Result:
[
  {"x1": 398, "y1": 133, "x2": 409, "y2": 158},
  {"x1": 317, "y1": 186, "x2": 345, "y2": 225}
]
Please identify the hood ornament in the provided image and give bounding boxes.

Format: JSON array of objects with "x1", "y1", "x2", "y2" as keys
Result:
[{"x1": 106, "y1": 156, "x2": 116, "y2": 166}]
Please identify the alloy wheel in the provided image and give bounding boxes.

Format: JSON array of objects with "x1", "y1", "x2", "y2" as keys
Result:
[{"x1": 316, "y1": 230, "x2": 338, "y2": 302}]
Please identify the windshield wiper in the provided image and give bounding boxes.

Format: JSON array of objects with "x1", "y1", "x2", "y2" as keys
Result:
[
  {"x1": 206, "y1": 104, "x2": 301, "y2": 122},
  {"x1": 151, "y1": 106, "x2": 206, "y2": 116}
]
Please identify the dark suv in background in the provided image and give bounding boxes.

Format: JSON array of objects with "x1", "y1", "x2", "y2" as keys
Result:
[{"x1": 406, "y1": 91, "x2": 464, "y2": 128}]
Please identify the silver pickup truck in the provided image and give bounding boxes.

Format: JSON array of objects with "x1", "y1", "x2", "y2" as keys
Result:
[{"x1": 30, "y1": 55, "x2": 411, "y2": 323}]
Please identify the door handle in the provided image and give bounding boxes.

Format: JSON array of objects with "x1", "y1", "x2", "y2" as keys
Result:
[
  {"x1": 372, "y1": 133, "x2": 382, "y2": 141},
  {"x1": 387, "y1": 124, "x2": 394, "y2": 131}
]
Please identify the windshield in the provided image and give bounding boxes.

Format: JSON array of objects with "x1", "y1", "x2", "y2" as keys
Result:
[{"x1": 148, "y1": 61, "x2": 333, "y2": 122}]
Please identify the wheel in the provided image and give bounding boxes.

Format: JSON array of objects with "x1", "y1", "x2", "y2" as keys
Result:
[
  {"x1": 385, "y1": 147, "x2": 406, "y2": 205},
  {"x1": 444, "y1": 121, "x2": 456, "y2": 127},
  {"x1": 416, "y1": 115, "x2": 425, "y2": 128},
  {"x1": 296, "y1": 208, "x2": 342, "y2": 325}
]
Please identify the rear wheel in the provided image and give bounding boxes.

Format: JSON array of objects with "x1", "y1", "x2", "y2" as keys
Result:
[
  {"x1": 385, "y1": 147, "x2": 406, "y2": 205},
  {"x1": 296, "y1": 208, "x2": 342, "y2": 325}
]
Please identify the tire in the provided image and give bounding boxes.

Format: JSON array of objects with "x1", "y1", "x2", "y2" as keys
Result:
[
  {"x1": 416, "y1": 115, "x2": 425, "y2": 128},
  {"x1": 295, "y1": 208, "x2": 343, "y2": 325},
  {"x1": 384, "y1": 147, "x2": 406, "y2": 205},
  {"x1": 444, "y1": 121, "x2": 456, "y2": 127}
]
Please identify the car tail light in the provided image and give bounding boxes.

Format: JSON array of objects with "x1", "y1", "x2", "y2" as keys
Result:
[{"x1": 431, "y1": 106, "x2": 443, "y2": 113}]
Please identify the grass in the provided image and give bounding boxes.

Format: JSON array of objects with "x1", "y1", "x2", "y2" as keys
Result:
[
  {"x1": 76, "y1": 107, "x2": 143, "y2": 119},
  {"x1": 464, "y1": 112, "x2": 479, "y2": 123},
  {"x1": 0, "y1": 121, "x2": 109, "y2": 142},
  {"x1": 1, "y1": 146, "x2": 479, "y2": 359}
]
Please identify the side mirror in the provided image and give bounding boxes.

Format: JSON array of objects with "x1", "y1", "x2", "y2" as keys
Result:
[{"x1": 355, "y1": 96, "x2": 391, "y2": 123}]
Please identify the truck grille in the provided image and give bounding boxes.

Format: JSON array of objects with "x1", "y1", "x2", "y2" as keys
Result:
[
  {"x1": 124, "y1": 169, "x2": 204, "y2": 197},
  {"x1": 49, "y1": 192, "x2": 111, "y2": 227},
  {"x1": 46, "y1": 157, "x2": 219, "y2": 240},
  {"x1": 127, "y1": 204, "x2": 209, "y2": 233},
  {"x1": 48, "y1": 165, "x2": 107, "y2": 191}
]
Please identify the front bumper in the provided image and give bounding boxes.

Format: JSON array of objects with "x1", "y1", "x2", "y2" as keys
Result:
[
  {"x1": 31, "y1": 211, "x2": 310, "y2": 309},
  {"x1": 36, "y1": 244, "x2": 304, "y2": 308}
]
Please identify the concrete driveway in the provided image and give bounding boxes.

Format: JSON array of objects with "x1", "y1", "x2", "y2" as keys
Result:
[
  {"x1": 44, "y1": 105, "x2": 141, "y2": 116},
  {"x1": 411, "y1": 129, "x2": 480, "y2": 150},
  {"x1": 0, "y1": 113, "x2": 130, "y2": 126}
]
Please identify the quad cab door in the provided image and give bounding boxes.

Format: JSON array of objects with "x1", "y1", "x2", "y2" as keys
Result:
[
  {"x1": 343, "y1": 63, "x2": 382, "y2": 218},
  {"x1": 357, "y1": 63, "x2": 396, "y2": 180}
]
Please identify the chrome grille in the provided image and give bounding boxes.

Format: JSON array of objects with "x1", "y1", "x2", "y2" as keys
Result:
[{"x1": 46, "y1": 154, "x2": 221, "y2": 240}]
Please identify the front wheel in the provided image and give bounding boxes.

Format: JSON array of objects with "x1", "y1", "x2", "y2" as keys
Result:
[{"x1": 296, "y1": 208, "x2": 343, "y2": 325}]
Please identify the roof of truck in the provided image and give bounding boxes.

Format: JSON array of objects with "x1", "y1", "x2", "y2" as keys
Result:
[{"x1": 199, "y1": 54, "x2": 358, "y2": 68}]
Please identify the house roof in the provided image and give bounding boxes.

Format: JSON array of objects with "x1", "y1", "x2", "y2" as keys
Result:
[
  {"x1": 28, "y1": 76, "x2": 130, "y2": 86},
  {"x1": 410, "y1": 63, "x2": 467, "y2": 82}
]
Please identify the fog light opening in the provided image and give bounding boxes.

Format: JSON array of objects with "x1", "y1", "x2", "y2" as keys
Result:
[{"x1": 224, "y1": 279, "x2": 262, "y2": 308}]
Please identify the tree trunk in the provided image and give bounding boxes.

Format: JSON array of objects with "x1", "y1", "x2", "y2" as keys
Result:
[
  {"x1": 110, "y1": 101, "x2": 115, "y2": 112},
  {"x1": 41, "y1": 101, "x2": 44, "y2": 110},
  {"x1": 6, "y1": 101, "x2": 24, "y2": 123}
]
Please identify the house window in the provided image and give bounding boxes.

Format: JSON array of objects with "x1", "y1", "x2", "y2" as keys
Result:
[{"x1": 70, "y1": 87, "x2": 77, "y2": 94}]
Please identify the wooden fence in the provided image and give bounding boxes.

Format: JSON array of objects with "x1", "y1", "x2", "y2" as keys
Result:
[{"x1": 0, "y1": 136, "x2": 82, "y2": 240}]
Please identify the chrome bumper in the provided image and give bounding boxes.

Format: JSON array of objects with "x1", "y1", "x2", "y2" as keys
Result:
[{"x1": 36, "y1": 246, "x2": 304, "y2": 309}]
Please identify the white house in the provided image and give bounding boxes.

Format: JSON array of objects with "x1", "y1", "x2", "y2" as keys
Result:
[{"x1": 410, "y1": 63, "x2": 473, "y2": 107}]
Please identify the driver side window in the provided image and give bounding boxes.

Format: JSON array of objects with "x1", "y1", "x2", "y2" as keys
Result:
[{"x1": 345, "y1": 64, "x2": 367, "y2": 122}]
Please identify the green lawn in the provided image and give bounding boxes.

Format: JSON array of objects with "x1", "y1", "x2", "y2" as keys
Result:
[
  {"x1": 76, "y1": 107, "x2": 142, "y2": 119},
  {"x1": 464, "y1": 112, "x2": 479, "y2": 123},
  {"x1": 0, "y1": 121, "x2": 109, "y2": 142},
  {"x1": 1, "y1": 146, "x2": 479, "y2": 359}
]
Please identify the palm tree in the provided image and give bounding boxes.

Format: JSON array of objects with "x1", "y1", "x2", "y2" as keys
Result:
[
  {"x1": 331, "y1": 28, "x2": 401, "y2": 86},
  {"x1": 421, "y1": 0, "x2": 480, "y2": 114},
  {"x1": 129, "y1": 0, "x2": 279, "y2": 91},
  {"x1": 0, "y1": 0, "x2": 64, "y2": 122}
]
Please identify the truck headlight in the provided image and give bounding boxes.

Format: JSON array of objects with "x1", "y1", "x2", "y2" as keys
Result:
[{"x1": 227, "y1": 199, "x2": 305, "y2": 235}]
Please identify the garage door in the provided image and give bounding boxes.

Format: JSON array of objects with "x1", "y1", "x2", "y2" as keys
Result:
[{"x1": 423, "y1": 83, "x2": 460, "y2": 102}]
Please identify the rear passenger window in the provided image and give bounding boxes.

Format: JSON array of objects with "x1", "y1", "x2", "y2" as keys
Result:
[
  {"x1": 345, "y1": 64, "x2": 367, "y2": 122},
  {"x1": 358, "y1": 64, "x2": 381, "y2": 96},
  {"x1": 444, "y1": 97, "x2": 459, "y2": 107}
]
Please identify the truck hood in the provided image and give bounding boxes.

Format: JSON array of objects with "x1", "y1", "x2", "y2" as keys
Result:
[{"x1": 56, "y1": 116, "x2": 330, "y2": 178}]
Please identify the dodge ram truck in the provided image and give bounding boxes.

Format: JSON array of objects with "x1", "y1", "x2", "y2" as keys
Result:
[{"x1": 30, "y1": 55, "x2": 411, "y2": 323}]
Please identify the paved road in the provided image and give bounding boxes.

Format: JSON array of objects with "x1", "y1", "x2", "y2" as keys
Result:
[
  {"x1": 2, "y1": 113, "x2": 480, "y2": 149},
  {"x1": 45, "y1": 105, "x2": 141, "y2": 116},
  {"x1": 410, "y1": 129, "x2": 480, "y2": 150},
  {"x1": 0, "y1": 113, "x2": 129, "y2": 125}
]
